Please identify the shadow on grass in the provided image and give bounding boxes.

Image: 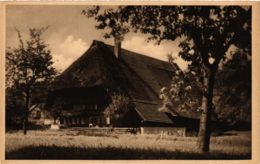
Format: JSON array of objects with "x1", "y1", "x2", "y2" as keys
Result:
[{"x1": 6, "y1": 146, "x2": 251, "y2": 160}]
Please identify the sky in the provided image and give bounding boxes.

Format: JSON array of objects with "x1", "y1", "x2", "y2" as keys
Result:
[{"x1": 6, "y1": 5, "x2": 187, "y2": 72}]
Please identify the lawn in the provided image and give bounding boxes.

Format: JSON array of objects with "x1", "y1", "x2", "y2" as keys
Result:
[{"x1": 5, "y1": 129, "x2": 251, "y2": 159}]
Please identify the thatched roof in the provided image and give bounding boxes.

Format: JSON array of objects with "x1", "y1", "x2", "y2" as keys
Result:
[
  {"x1": 51, "y1": 40, "x2": 185, "y2": 124},
  {"x1": 52, "y1": 40, "x2": 179, "y2": 101},
  {"x1": 52, "y1": 41, "x2": 129, "y2": 92}
]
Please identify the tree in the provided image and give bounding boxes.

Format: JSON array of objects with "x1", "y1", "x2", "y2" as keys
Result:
[
  {"x1": 6, "y1": 27, "x2": 57, "y2": 135},
  {"x1": 6, "y1": 87, "x2": 25, "y2": 129},
  {"x1": 214, "y1": 50, "x2": 251, "y2": 126},
  {"x1": 49, "y1": 101, "x2": 63, "y2": 124},
  {"x1": 159, "y1": 55, "x2": 202, "y2": 115},
  {"x1": 161, "y1": 50, "x2": 251, "y2": 129},
  {"x1": 103, "y1": 94, "x2": 130, "y2": 126},
  {"x1": 83, "y1": 6, "x2": 251, "y2": 152}
]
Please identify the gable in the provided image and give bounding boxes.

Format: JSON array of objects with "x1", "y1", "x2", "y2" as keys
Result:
[
  {"x1": 52, "y1": 41, "x2": 131, "y2": 93},
  {"x1": 52, "y1": 44, "x2": 104, "y2": 89}
]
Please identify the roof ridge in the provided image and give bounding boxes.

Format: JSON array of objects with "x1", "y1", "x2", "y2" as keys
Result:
[{"x1": 100, "y1": 41, "x2": 177, "y2": 67}]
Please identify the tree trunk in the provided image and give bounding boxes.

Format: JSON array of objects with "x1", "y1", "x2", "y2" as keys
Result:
[
  {"x1": 23, "y1": 89, "x2": 30, "y2": 135},
  {"x1": 197, "y1": 66, "x2": 216, "y2": 152}
]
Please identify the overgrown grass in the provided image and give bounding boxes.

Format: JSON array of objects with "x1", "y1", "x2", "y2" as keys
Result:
[{"x1": 5, "y1": 130, "x2": 251, "y2": 159}]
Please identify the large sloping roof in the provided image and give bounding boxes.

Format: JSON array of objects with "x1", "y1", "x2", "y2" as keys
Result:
[
  {"x1": 52, "y1": 40, "x2": 180, "y2": 102},
  {"x1": 107, "y1": 45, "x2": 180, "y2": 103},
  {"x1": 51, "y1": 41, "x2": 130, "y2": 92},
  {"x1": 51, "y1": 40, "x2": 184, "y2": 124}
]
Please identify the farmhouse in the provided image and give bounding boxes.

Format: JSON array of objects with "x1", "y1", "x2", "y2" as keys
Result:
[
  {"x1": 28, "y1": 104, "x2": 55, "y2": 126},
  {"x1": 47, "y1": 39, "x2": 199, "y2": 129}
]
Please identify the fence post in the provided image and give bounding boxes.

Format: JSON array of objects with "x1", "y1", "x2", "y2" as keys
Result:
[{"x1": 140, "y1": 127, "x2": 144, "y2": 135}]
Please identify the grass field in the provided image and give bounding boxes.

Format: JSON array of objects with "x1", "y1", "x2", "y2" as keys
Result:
[{"x1": 5, "y1": 129, "x2": 251, "y2": 159}]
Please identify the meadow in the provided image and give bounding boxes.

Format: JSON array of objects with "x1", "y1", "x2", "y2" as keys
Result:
[{"x1": 5, "y1": 129, "x2": 251, "y2": 159}]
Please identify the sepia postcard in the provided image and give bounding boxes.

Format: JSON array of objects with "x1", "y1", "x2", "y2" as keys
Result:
[{"x1": 0, "y1": 1, "x2": 259, "y2": 163}]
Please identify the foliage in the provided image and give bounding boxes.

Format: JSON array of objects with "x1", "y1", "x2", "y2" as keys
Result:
[
  {"x1": 6, "y1": 27, "x2": 57, "y2": 89},
  {"x1": 161, "y1": 50, "x2": 251, "y2": 126},
  {"x1": 6, "y1": 88, "x2": 25, "y2": 127},
  {"x1": 159, "y1": 56, "x2": 201, "y2": 114},
  {"x1": 6, "y1": 27, "x2": 57, "y2": 133},
  {"x1": 48, "y1": 101, "x2": 63, "y2": 124},
  {"x1": 161, "y1": 49, "x2": 251, "y2": 126},
  {"x1": 103, "y1": 94, "x2": 130, "y2": 126},
  {"x1": 214, "y1": 50, "x2": 251, "y2": 125},
  {"x1": 83, "y1": 6, "x2": 251, "y2": 57},
  {"x1": 83, "y1": 5, "x2": 251, "y2": 81}
]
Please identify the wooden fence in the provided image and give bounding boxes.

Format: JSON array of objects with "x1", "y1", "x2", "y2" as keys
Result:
[
  {"x1": 65, "y1": 127, "x2": 138, "y2": 135},
  {"x1": 63, "y1": 127, "x2": 186, "y2": 136}
]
